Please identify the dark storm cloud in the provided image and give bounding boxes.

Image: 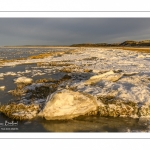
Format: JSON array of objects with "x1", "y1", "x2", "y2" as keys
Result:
[{"x1": 0, "y1": 18, "x2": 150, "y2": 46}]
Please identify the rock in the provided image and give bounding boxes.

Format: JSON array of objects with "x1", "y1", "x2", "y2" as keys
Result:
[
  {"x1": 14, "y1": 76, "x2": 33, "y2": 84},
  {"x1": 84, "y1": 70, "x2": 123, "y2": 85},
  {"x1": 38, "y1": 89, "x2": 98, "y2": 120}
]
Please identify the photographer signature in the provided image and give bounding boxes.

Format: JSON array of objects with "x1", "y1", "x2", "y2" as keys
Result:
[{"x1": 0, "y1": 120, "x2": 18, "y2": 127}]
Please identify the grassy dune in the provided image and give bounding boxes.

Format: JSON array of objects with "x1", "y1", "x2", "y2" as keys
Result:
[{"x1": 121, "y1": 47, "x2": 150, "y2": 53}]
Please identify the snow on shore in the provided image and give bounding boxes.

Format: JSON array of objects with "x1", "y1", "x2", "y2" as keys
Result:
[
  {"x1": 1, "y1": 47, "x2": 150, "y2": 119},
  {"x1": 2, "y1": 48, "x2": 150, "y2": 73}
]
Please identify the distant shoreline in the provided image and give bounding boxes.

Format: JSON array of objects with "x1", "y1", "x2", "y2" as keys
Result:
[
  {"x1": 1, "y1": 39, "x2": 150, "y2": 48},
  {"x1": 1, "y1": 46, "x2": 150, "y2": 50},
  {"x1": 0, "y1": 46, "x2": 73, "y2": 48},
  {"x1": 1, "y1": 39, "x2": 150, "y2": 49}
]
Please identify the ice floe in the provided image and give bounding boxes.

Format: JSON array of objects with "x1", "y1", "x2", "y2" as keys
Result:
[
  {"x1": 0, "y1": 73, "x2": 4, "y2": 78},
  {"x1": 0, "y1": 86, "x2": 5, "y2": 90},
  {"x1": 84, "y1": 70, "x2": 123, "y2": 85},
  {"x1": 4, "y1": 72, "x2": 17, "y2": 76},
  {"x1": 38, "y1": 89, "x2": 98, "y2": 120},
  {"x1": 14, "y1": 76, "x2": 33, "y2": 84}
]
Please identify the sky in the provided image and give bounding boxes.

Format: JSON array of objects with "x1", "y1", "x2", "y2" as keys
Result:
[{"x1": 0, "y1": 18, "x2": 150, "y2": 46}]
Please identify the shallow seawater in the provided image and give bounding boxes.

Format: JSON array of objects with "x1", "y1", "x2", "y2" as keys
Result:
[
  {"x1": 0, "y1": 114, "x2": 149, "y2": 132},
  {"x1": 0, "y1": 47, "x2": 150, "y2": 132},
  {"x1": 0, "y1": 47, "x2": 68, "y2": 60}
]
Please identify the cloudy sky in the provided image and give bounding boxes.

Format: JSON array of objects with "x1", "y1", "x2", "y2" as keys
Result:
[{"x1": 0, "y1": 18, "x2": 150, "y2": 46}]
